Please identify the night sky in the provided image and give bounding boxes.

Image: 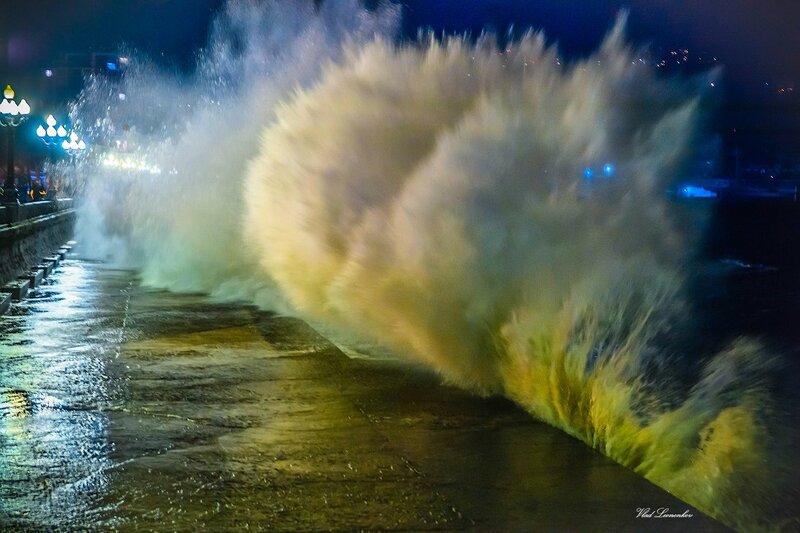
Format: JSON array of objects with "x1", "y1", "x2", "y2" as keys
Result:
[
  {"x1": 1, "y1": 0, "x2": 798, "y2": 89},
  {"x1": 410, "y1": 1, "x2": 799, "y2": 92},
  {"x1": 0, "y1": 0, "x2": 224, "y2": 70}
]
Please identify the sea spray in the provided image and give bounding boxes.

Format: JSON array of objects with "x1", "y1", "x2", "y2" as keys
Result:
[
  {"x1": 243, "y1": 17, "x2": 789, "y2": 531},
  {"x1": 68, "y1": 1, "x2": 794, "y2": 529},
  {"x1": 245, "y1": 20, "x2": 698, "y2": 392},
  {"x1": 70, "y1": 0, "x2": 399, "y2": 309}
]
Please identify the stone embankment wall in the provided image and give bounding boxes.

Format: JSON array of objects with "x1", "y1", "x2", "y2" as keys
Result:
[{"x1": 0, "y1": 200, "x2": 75, "y2": 284}]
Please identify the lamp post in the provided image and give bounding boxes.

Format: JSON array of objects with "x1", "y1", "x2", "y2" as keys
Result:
[
  {"x1": 36, "y1": 115, "x2": 70, "y2": 199},
  {"x1": 0, "y1": 85, "x2": 31, "y2": 205}
]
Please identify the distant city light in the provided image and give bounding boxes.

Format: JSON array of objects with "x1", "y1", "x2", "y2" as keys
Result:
[
  {"x1": 118, "y1": 56, "x2": 130, "y2": 65},
  {"x1": 45, "y1": 69, "x2": 53, "y2": 78},
  {"x1": 106, "y1": 62, "x2": 117, "y2": 71},
  {"x1": 681, "y1": 185, "x2": 717, "y2": 198},
  {"x1": 101, "y1": 153, "x2": 161, "y2": 175},
  {"x1": 118, "y1": 93, "x2": 126, "y2": 101},
  {"x1": 583, "y1": 164, "x2": 614, "y2": 179}
]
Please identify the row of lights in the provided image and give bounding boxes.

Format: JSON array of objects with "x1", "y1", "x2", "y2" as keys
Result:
[
  {"x1": 1, "y1": 84, "x2": 88, "y2": 205},
  {"x1": 1, "y1": 85, "x2": 87, "y2": 152}
]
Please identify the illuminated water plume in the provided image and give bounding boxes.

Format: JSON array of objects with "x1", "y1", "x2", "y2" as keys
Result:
[{"x1": 244, "y1": 17, "x2": 788, "y2": 530}]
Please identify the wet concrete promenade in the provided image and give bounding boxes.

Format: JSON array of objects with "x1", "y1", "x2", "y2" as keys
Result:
[{"x1": 0, "y1": 258, "x2": 729, "y2": 532}]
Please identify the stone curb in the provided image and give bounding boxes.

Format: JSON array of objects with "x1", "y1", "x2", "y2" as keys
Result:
[{"x1": 0, "y1": 240, "x2": 75, "y2": 316}]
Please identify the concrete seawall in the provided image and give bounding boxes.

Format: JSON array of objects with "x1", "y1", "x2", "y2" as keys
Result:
[{"x1": 0, "y1": 199, "x2": 75, "y2": 285}]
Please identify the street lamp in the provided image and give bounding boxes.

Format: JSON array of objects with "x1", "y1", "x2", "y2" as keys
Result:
[
  {"x1": 36, "y1": 114, "x2": 68, "y2": 148},
  {"x1": 0, "y1": 85, "x2": 31, "y2": 204},
  {"x1": 36, "y1": 115, "x2": 71, "y2": 198}
]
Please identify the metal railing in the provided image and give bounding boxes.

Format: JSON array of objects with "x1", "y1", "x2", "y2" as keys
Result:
[{"x1": 1, "y1": 198, "x2": 74, "y2": 225}]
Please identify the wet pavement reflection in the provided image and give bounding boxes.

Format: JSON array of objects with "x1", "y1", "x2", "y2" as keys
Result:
[{"x1": 0, "y1": 260, "x2": 728, "y2": 531}]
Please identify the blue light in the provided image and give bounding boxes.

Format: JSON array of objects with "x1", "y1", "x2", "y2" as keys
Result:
[
  {"x1": 681, "y1": 185, "x2": 717, "y2": 198},
  {"x1": 583, "y1": 167, "x2": 594, "y2": 179},
  {"x1": 603, "y1": 163, "x2": 615, "y2": 177},
  {"x1": 106, "y1": 62, "x2": 117, "y2": 71}
]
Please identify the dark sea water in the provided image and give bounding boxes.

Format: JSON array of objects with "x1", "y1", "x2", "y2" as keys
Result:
[
  {"x1": 689, "y1": 201, "x2": 800, "y2": 530},
  {"x1": 697, "y1": 202, "x2": 800, "y2": 349}
]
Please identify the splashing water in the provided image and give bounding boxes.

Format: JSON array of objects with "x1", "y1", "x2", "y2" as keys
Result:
[
  {"x1": 72, "y1": 2, "x2": 797, "y2": 530},
  {"x1": 72, "y1": 0, "x2": 399, "y2": 309}
]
